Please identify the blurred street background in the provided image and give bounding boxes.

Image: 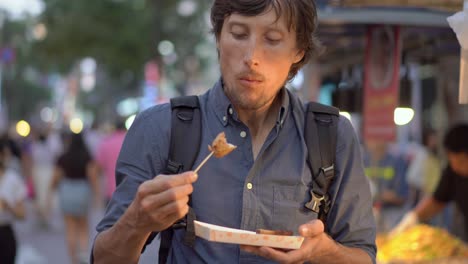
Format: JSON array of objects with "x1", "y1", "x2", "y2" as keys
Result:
[
  {"x1": 0, "y1": 0, "x2": 468, "y2": 263},
  {"x1": 13, "y1": 201, "x2": 159, "y2": 264}
]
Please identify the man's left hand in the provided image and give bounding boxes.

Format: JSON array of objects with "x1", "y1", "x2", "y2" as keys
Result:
[{"x1": 241, "y1": 220, "x2": 338, "y2": 264}]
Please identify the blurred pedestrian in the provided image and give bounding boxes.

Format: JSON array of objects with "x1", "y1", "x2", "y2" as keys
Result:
[
  {"x1": 30, "y1": 127, "x2": 62, "y2": 229},
  {"x1": 364, "y1": 139, "x2": 409, "y2": 233},
  {"x1": 96, "y1": 119, "x2": 126, "y2": 205},
  {"x1": 84, "y1": 121, "x2": 104, "y2": 159},
  {"x1": 406, "y1": 128, "x2": 441, "y2": 205},
  {"x1": 0, "y1": 138, "x2": 27, "y2": 264},
  {"x1": 392, "y1": 124, "x2": 468, "y2": 242},
  {"x1": 48, "y1": 133, "x2": 99, "y2": 264}
]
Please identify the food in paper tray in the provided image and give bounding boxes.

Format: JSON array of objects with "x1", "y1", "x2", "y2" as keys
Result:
[
  {"x1": 377, "y1": 224, "x2": 468, "y2": 263},
  {"x1": 194, "y1": 220, "x2": 304, "y2": 249},
  {"x1": 256, "y1": 229, "x2": 293, "y2": 236}
]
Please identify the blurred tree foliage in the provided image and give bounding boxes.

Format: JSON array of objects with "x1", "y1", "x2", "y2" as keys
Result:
[
  {"x1": 0, "y1": 14, "x2": 52, "y2": 121},
  {"x1": 33, "y1": 0, "x2": 212, "y2": 90},
  {"x1": 2, "y1": 0, "x2": 213, "y2": 122}
]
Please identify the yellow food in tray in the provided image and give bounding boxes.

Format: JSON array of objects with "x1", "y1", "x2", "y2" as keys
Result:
[{"x1": 377, "y1": 224, "x2": 468, "y2": 263}]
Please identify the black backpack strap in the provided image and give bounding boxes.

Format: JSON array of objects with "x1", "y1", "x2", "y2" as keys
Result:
[
  {"x1": 155, "y1": 95, "x2": 201, "y2": 264},
  {"x1": 303, "y1": 102, "x2": 339, "y2": 225},
  {"x1": 167, "y1": 96, "x2": 202, "y2": 175}
]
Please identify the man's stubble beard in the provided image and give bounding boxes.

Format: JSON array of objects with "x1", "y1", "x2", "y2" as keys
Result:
[
  {"x1": 223, "y1": 81, "x2": 281, "y2": 111},
  {"x1": 221, "y1": 75, "x2": 288, "y2": 111}
]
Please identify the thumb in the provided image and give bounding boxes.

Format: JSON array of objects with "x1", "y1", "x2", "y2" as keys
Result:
[{"x1": 299, "y1": 219, "x2": 325, "y2": 238}]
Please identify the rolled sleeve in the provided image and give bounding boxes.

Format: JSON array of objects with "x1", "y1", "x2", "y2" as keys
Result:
[
  {"x1": 95, "y1": 104, "x2": 171, "y2": 233},
  {"x1": 326, "y1": 117, "x2": 377, "y2": 263}
]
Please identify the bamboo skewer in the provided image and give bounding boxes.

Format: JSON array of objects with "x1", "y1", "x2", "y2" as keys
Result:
[
  {"x1": 194, "y1": 151, "x2": 214, "y2": 173},
  {"x1": 192, "y1": 132, "x2": 237, "y2": 173}
]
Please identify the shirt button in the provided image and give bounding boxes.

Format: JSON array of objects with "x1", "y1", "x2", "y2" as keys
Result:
[
  {"x1": 247, "y1": 183, "x2": 253, "y2": 190},
  {"x1": 229, "y1": 108, "x2": 233, "y2": 115},
  {"x1": 240, "y1": 131, "x2": 247, "y2": 138},
  {"x1": 223, "y1": 116, "x2": 227, "y2": 122}
]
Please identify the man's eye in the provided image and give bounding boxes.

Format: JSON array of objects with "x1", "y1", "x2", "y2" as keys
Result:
[
  {"x1": 266, "y1": 38, "x2": 281, "y2": 44},
  {"x1": 231, "y1": 32, "x2": 247, "y2": 39}
]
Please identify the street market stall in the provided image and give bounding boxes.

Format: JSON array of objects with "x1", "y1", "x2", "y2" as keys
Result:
[{"x1": 376, "y1": 224, "x2": 468, "y2": 263}]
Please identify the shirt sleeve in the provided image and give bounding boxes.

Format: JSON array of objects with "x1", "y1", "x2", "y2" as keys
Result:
[
  {"x1": 326, "y1": 117, "x2": 377, "y2": 264},
  {"x1": 95, "y1": 104, "x2": 171, "y2": 233},
  {"x1": 433, "y1": 166, "x2": 453, "y2": 203}
]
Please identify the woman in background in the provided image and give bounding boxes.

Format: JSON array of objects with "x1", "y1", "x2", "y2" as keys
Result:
[
  {"x1": 0, "y1": 138, "x2": 27, "y2": 264},
  {"x1": 49, "y1": 133, "x2": 99, "y2": 264},
  {"x1": 30, "y1": 128, "x2": 62, "y2": 228}
]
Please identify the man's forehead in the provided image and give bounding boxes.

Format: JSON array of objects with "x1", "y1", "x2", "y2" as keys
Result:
[{"x1": 225, "y1": 11, "x2": 291, "y2": 31}]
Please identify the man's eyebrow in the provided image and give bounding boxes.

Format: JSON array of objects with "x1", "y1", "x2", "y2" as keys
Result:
[
  {"x1": 226, "y1": 21, "x2": 248, "y2": 29},
  {"x1": 228, "y1": 20, "x2": 284, "y2": 33}
]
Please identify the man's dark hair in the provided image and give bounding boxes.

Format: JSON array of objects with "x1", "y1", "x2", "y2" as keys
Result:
[
  {"x1": 443, "y1": 123, "x2": 468, "y2": 153},
  {"x1": 210, "y1": 0, "x2": 321, "y2": 81}
]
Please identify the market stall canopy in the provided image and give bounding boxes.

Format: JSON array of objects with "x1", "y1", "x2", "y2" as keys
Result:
[
  {"x1": 332, "y1": 0, "x2": 463, "y2": 12},
  {"x1": 317, "y1": 0, "x2": 462, "y2": 26},
  {"x1": 315, "y1": 0, "x2": 461, "y2": 75}
]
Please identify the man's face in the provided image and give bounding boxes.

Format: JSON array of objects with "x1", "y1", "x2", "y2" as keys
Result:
[
  {"x1": 217, "y1": 8, "x2": 304, "y2": 111},
  {"x1": 447, "y1": 151, "x2": 468, "y2": 177}
]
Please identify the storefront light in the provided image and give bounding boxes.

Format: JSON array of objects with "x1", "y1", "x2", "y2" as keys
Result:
[{"x1": 394, "y1": 107, "x2": 414, "y2": 126}]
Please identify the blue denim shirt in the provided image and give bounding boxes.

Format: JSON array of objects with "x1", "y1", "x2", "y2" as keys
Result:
[{"x1": 95, "y1": 80, "x2": 376, "y2": 263}]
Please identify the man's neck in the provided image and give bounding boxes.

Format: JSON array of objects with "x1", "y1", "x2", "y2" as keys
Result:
[{"x1": 236, "y1": 95, "x2": 282, "y2": 159}]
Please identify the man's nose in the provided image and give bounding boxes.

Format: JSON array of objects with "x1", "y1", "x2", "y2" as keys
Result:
[{"x1": 243, "y1": 38, "x2": 260, "y2": 68}]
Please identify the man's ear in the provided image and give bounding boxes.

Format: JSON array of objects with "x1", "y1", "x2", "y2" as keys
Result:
[{"x1": 294, "y1": 50, "x2": 305, "y2": 64}]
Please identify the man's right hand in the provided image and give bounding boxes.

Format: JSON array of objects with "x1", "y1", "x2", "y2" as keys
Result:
[{"x1": 125, "y1": 171, "x2": 198, "y2": 234}]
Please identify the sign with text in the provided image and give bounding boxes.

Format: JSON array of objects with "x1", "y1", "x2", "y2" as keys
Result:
[{"x1": 363, "y1": 25, "x2": 401, "y2": 142}]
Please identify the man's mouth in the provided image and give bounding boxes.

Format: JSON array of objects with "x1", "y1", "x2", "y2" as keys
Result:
[
  {"x1": 239, "y1": 78, "x2": 263, "y2": 87},
  {"x1": 240, "y1": 78, "x2": 261, "y2": 82},
  {"x1": 238, "y1": 74, "x2": 264, "y2": 84}
]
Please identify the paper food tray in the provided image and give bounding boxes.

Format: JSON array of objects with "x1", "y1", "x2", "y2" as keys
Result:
[{"x1": 194, "y1": 220, "x2": 304, "y2": 249}]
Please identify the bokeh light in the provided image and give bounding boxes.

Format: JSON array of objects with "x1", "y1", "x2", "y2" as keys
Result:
[
  {"x1": 394, "y1": 107, "x2": 415, "y2": 126},
  {"x1": 69, "y1": 118, "x2": 84, "y2": 134},
  {"x1": 340, "y1": 111, "x2": 352, "y2": 121},
  {"x1": 16, "y1": 120, "x2": 31, "y2": 137},
  {"x1": 158, "y1": 40, "x2": 174, "y2": 56},
  {"x1": 125, "y1": 114, "x2": 136, "y2": 130}
]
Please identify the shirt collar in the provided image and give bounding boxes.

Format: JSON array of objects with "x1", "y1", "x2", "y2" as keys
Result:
[
  {"x1": 275, "y1": 88, "x2": 289, "y2": 130},
  {"x1": 209, "y1": 78, "x2": 290, "y2": 128},
  {"x1": 210, "y1": 78, "x2": 231, "y2": 126}
]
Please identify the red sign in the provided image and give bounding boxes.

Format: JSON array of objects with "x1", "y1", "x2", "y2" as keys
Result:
[{"x1": 363, "y1": 25, "x2": 401, "y2": 142}]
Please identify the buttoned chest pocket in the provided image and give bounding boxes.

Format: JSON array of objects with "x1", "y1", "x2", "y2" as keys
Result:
[{"x1": 272, "y1": 185, "x2": 318, "y2": 233}]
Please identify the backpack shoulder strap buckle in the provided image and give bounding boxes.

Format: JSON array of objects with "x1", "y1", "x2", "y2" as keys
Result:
[
  {"x1": 305, "y1": 190, "x2": 325, "y2": 213},
  {"x1": 166, "y1": 160, "x2": 184, "y2": 174},
  {"x1": 321, "y1": 165, "x2": 335, "y2": 179}
]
